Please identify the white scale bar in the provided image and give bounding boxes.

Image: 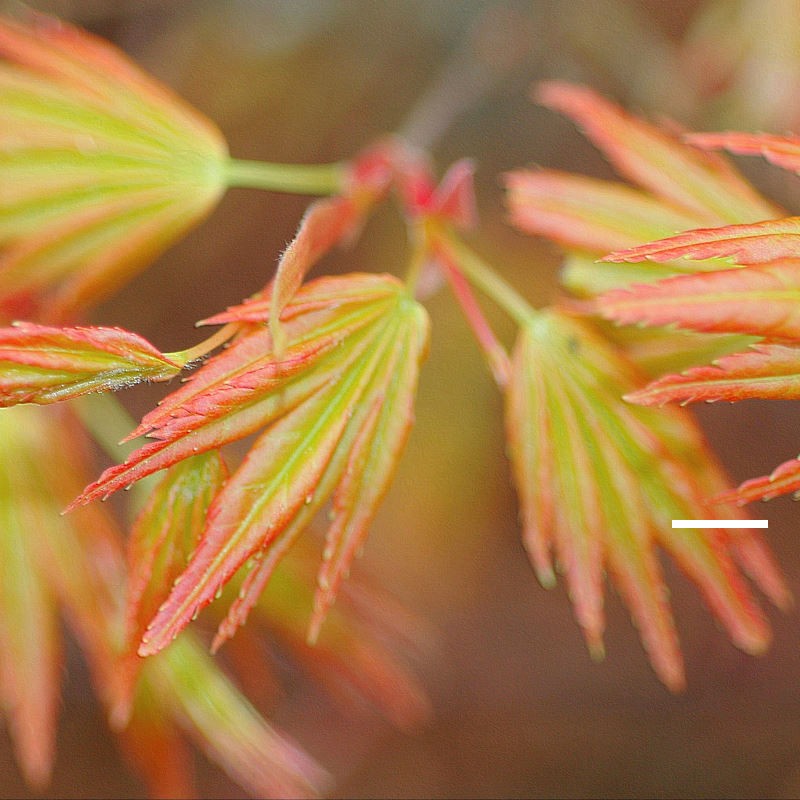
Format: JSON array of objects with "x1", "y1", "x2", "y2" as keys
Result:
[{"x1": 672, "y1": 519, "x2": 768, "y2": 529}]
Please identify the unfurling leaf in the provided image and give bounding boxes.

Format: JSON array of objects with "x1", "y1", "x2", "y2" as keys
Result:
[
  {"x1": 504, "y1": 309, "x2": 789, "y2": 690},
  {"x1": 70, "y1": 273, "x2": 429, "y2": 655},
  {"x1": 0, "y1": 12, "x2": 227, "y2": 319},
  {"x1": 604, "y1": 217, "x2": 800, "y2": 266},
  {"x1": 268, "y1": 145, "x2": 393, "y2": 348},
  {"x1": 0, "y1": 322, "x2": 182, "y2": 406},
  {"x1": 534, "y1": 81, "x2": 778, "y2": 224},
  {"x1": 626, "y1": 344, "x2": 800, "y2": 405},
  {"x1": 597, "y1": 259, "x2": 800, "y2": 339}
]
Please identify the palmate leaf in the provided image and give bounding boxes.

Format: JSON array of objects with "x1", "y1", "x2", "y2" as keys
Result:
[
  {"x1": 535, "y1": 81, "x2": 779, "y2": 224},
  {"x1": 0, "y1": 405, "x2": 329, "y2": 798},
  {"x1": 597, "y1": 259, "x2": 800, "y2": 339},
  {"x1": 70, "y1": 273, "x2": 400, "y2": 503},
  {"x1": 0, "y1": 322, "x2": 183, "y2": 405},
  {"x1": 70, "y1": 273, "x2": 429, "y2": 655},
  {"x1": 505, "y1": 310, "x2": 788, "y2": 690},
  {"x1": 0, "y1": 12, "x2": 227, "y2": 318}
]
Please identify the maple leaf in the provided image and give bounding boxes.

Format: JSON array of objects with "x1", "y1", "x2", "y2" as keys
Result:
[
  {"x1": 505, "y1": 169, "x2": 712, "y2": 256},
  {"x1": 505, "y1": 83, "x2": 769, "y2": 378},
  {"x1": 686, "y1": 131, "x2": 800, "y2": 174},
  {"x1": 0, "y1": 12, "x2": 229, "y2": 320},
  {"x1": 603, "y1": 216, "x2": 800, "y2": 266},
  {"x1": 214, "y1": 536, "x2": 433, "y2": 732},
  {"x1": 0, "y1": 403, "x2": 329, "y2": 797},
  {"x1": 596, "y1": 259, "x2": 800, "y2": 339},
  {"x1": 0, "y1": 322, "x2": 183, "y2": 406},
  {"x1": 119, "y1": 448, "x2": 431, "y2": 736},
  {"x1": 504, "y1": 309, "x2": 789, "y2": 690},
  {"x1": 512, "y1": 83, "x2": 781, "y2": 292},
  {"x1": 70, "y1": 273, "x2": 430, "y2": 655},
  {"x1": 268, "y1": 144, "x2": 393, "y2": 349},
  {"x1": 625, "y1": 344, "x2": 800, "y2": 405},
  {"x1": 534, "y1": 81, "x2": 778, "y2": 224}
]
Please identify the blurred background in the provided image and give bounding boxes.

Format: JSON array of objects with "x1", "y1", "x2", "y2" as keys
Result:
[{"x1": 5, "y1": 0, "x2": 800, "y2": 797}]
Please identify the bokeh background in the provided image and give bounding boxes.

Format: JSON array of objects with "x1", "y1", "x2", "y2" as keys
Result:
[{"x1": 4, "y1": 0, "x2": 800, "y2": 797}]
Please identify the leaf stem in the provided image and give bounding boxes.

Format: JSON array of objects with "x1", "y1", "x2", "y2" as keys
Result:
[
  {"x1": 432, "y1": 228, "x2": 537, "y2": 326},
  {"x1": 224, "y1": 158, "x2": 346, "y2": 195},
  {"x1": 403, "y1": 222, "x2": 431, "y2": 296},
  {"x1": 167, "y1": 322, "x2": 239, "y2": 367}
]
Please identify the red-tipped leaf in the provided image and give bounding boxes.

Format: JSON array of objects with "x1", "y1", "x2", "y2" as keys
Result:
[
  {"x1": 505, "y1": 169, "x2": 708, "y2": 255},
  {"x1": 627, "y1": 344, "x2": 800, "y2": 405},
  {"x1": 535, "y1": 81, "x2": 778, "y2": 223},
  {"x1": 597, "y1": 259, "x2": 800, "y2": 339},
  {"x1": 604, "y1": 217, "x2": 800, "y2": 266},
  {"x1": 687, "y1": 131, "x2": 800, "y2": 174},
  {"x1": 0, "y1": 322, "x2": 182, "y2": 406}
]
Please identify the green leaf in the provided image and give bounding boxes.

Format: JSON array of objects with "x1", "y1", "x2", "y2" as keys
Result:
[
  {"x1": 146, "y1": 634, "x2": 330, "y2": 799},
  {"x1": 504, "y1": 310, "x2": 788, "y2": 690},
  {"x1": 0, "y1": 13, "x2": 227, "y2": 317}
]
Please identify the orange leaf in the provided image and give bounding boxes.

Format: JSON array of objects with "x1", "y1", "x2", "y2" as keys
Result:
[
  {"x1": 603, "y1": 217, "x2": 800, "y2": 266},
  {"x1": 535, "y1": 81, "x2": 778, "y2": 224},
  {"x1": 597, "y1": 259, "x2": 800, "y2": 339},
  {"x1": 70, "y1": 275, "x2": 398, "y2": 507},
  {"x1": 626, "y1": 344, "x2": 800, "y2": 405},
  {"x1": 717, "y1": 456, "x2": 800, "y2": 505},
  {"x1": 687, "y1": 131, "x2": 800, "y2": 174},
  {"x1": 505, "y1": 168, "x2": 708, "y2": 254},
  {"x1": 139, "y1": 288, "x2": 428, "y2": 655}
]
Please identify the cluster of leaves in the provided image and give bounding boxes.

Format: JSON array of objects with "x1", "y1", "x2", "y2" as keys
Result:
[
  {"x1": 501, "y1": 82, "x2": 791, "y2": 689},
  {"x1": 1, "y1": 8, "x2": 798, "y2": 799},
  {"x1": 0, "y1": 12, "x2": 430, "y2": 797}
]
